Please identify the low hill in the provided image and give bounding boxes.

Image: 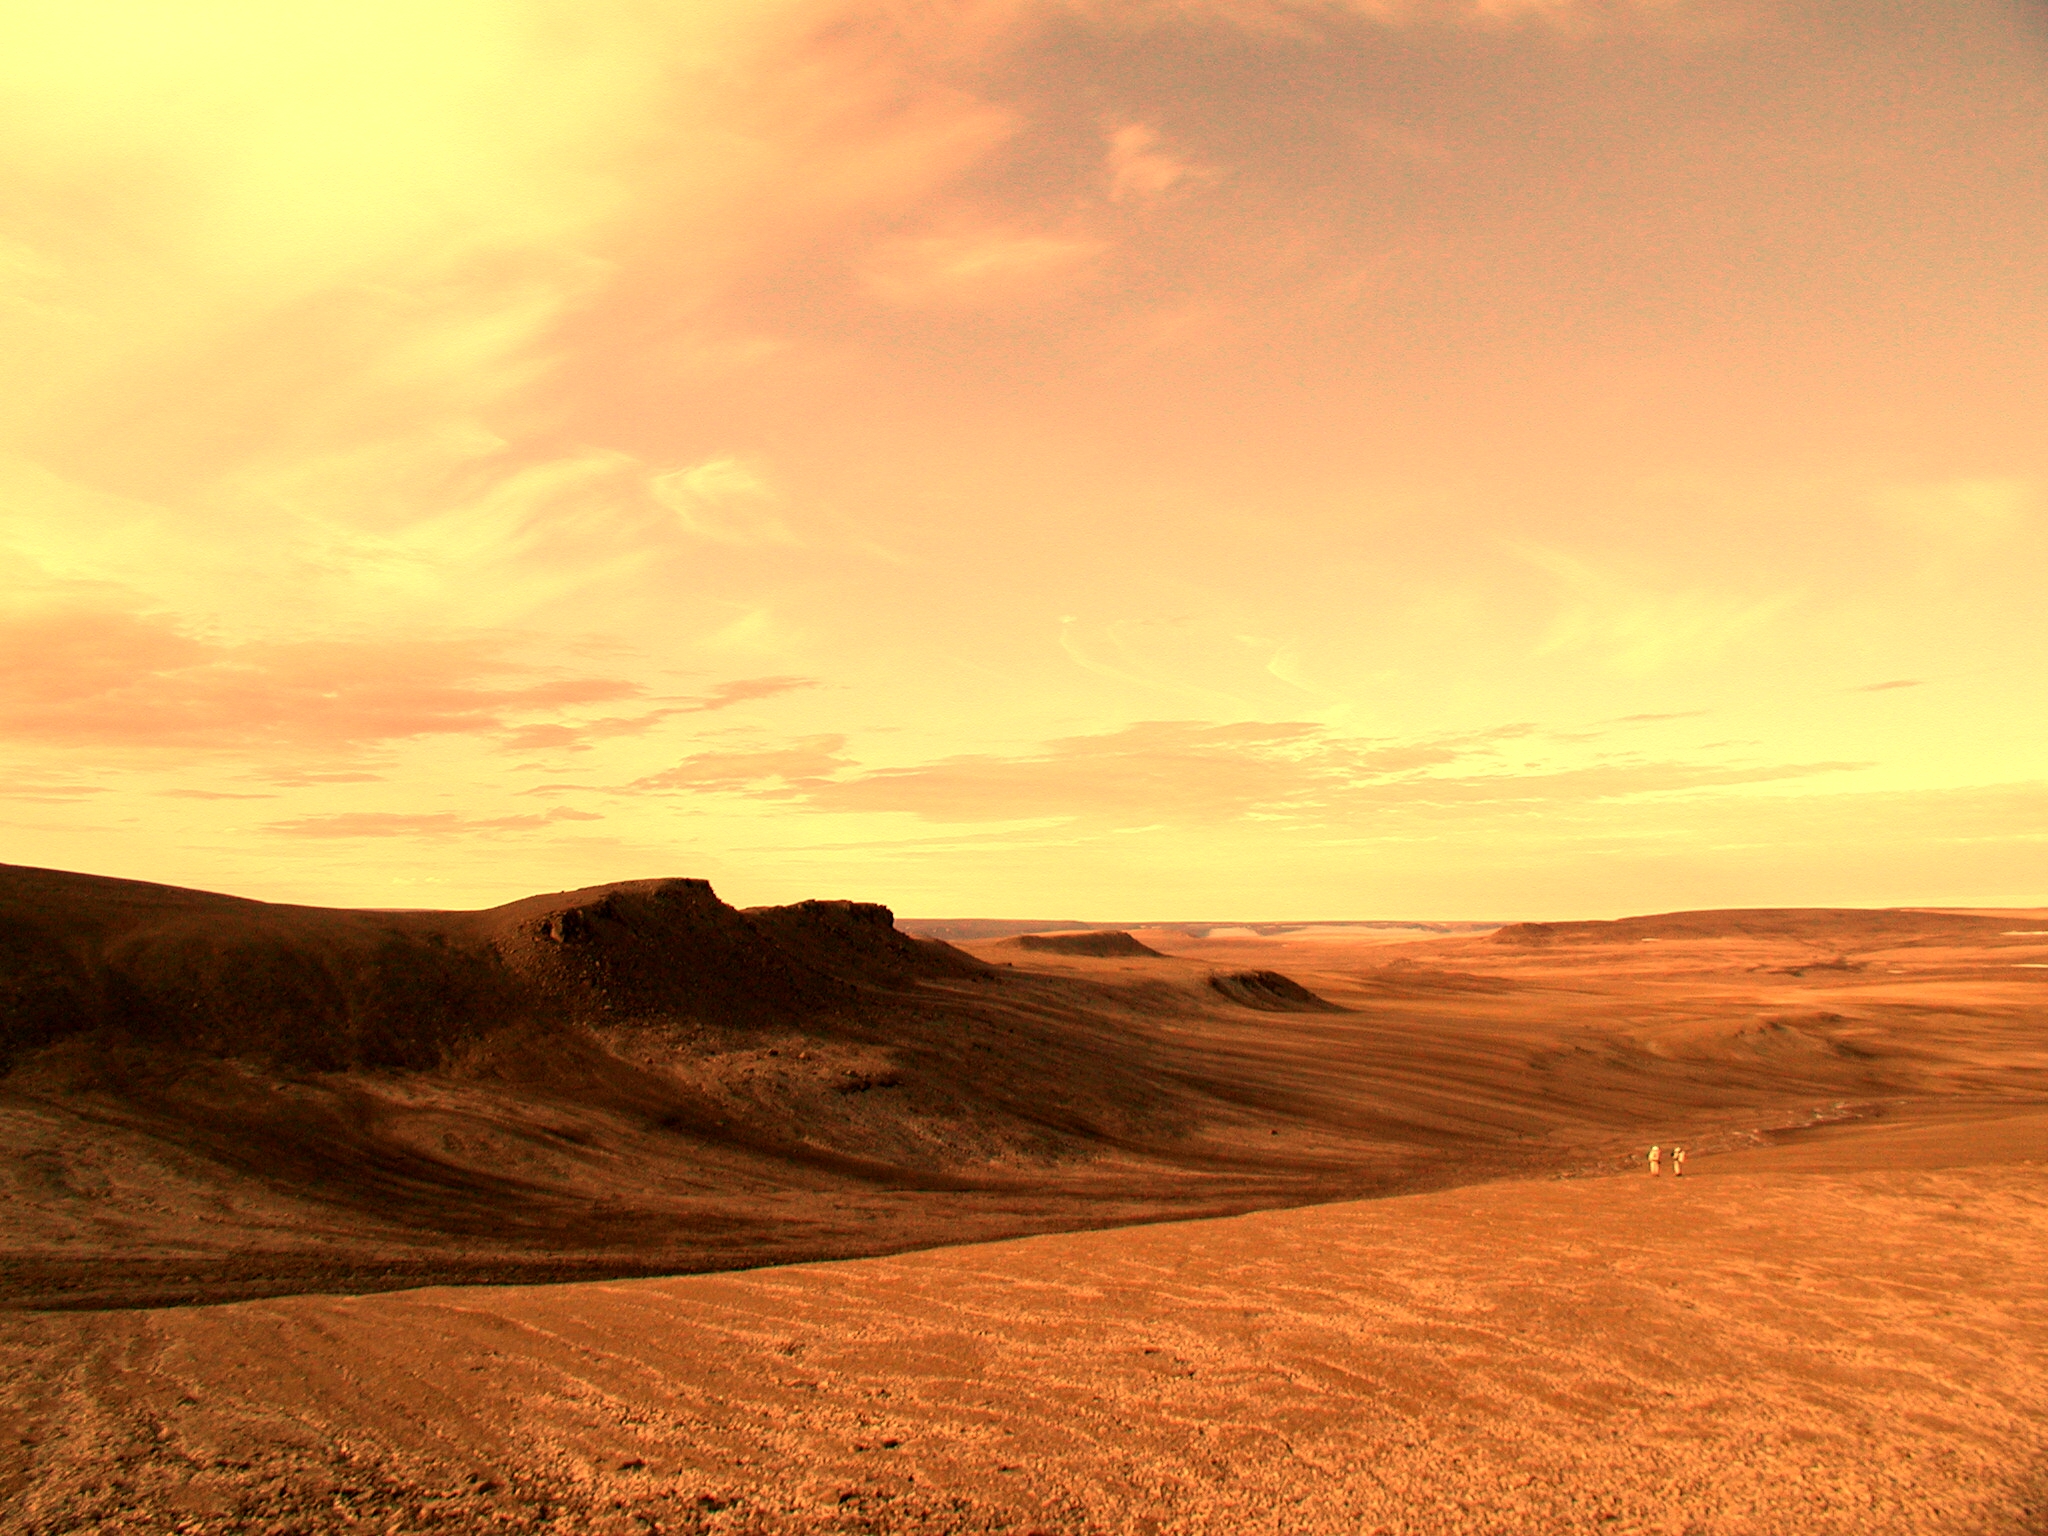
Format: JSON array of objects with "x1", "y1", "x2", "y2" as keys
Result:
[
  {"x1": 1206, "y1": 969, "x2": 1343, "y2": 1011},
  {"x1": 0, "y1": 864, "x2": 974, "y2": 1072},
  {"x1": 1489, "y1": 907, "x2": 2027, "y2": 948},
  {"x1": 1006, "y1": 930, "x2": 1164, "y2": 958}
]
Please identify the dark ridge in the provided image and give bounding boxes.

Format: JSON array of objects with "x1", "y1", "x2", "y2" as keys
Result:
[
  {"x1": 1006, "y1": 930, "x2": 1164, "y2": 958},
  {"x1": 744, "y1": 898, "x2": 982, "y2": 984},
  {"x1": 0, "y1": 863, "x2": 978, "y2": 1072},
  {"x1": 1207, "y1": 970, "x2": 1343, "y2": 1013}
]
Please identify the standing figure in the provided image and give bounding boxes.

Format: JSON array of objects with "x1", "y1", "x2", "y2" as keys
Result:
[
  {"x1": 1673, "y1": 1146, "x2": 1687, "y2": 1178},
  {"x1": 1648, "y1": 1144, "x2": 1662, "y2": 1176}
]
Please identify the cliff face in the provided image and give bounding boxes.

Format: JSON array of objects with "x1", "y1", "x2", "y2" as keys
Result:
[{"x1": 0, "y1": 865, "x2": 977, "y2": 1071}]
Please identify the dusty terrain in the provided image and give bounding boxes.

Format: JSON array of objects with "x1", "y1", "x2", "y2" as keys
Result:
[
  {"x1": 7, "y1": 1125, "x2": 2043, "y2": 1535},
  {"x1": 3, "y1": 865, "x2": 2046, "y2": 1532}
]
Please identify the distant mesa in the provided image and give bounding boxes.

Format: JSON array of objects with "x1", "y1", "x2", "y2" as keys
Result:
[
  {"x1": 897, "y1": 919, "x2": 1098, "y2": 942},
  {"x1": 1006, "y1": 930, "x2": 1162, "y2": 958},
  {"x1": 1490, "y1": 908, "x2": 2025, "y2": 947},
  {"x1": 1207, "y1": 970, "x2": 1342, "y2": 1013},
  {"x1": 901, "y1": 918, "x2": 1504, "y2": 942}
]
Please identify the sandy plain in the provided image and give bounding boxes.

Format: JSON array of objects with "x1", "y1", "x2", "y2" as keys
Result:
[{"x1": 3, "y1": 868, "x2": 2046, "y2": 1533}]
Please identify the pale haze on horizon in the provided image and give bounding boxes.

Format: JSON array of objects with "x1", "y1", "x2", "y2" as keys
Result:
[{"x1": 2, "y1": 0, "x2": 2043, "y2": 919}]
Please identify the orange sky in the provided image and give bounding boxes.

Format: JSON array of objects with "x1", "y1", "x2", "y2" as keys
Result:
[{"x1": 3, "y1": 0, "x2": 2044, "y2": 917}]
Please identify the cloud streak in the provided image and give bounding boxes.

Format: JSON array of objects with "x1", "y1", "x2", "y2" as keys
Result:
[
  {"x1": 631, "y1": 736, "x2": 856, "y2": 797},
  {"x1": 263, "y1": 807, "x2": 604, "y2": 840},
  {"x1": 1520, "y1": 547, "x2": 1795, "y2": 676},
  {"x1": 0, "y1": 608, "x2": 632, "y2": 752},
  {"x1": 626, "y1": 719, "x2": 1867, "y2": 831},
  {"x1": 498, "y1": 676, "x2": 818, "y2": 751},
  {"x1": 0, "y1": 606, "x2": 811, "y2": 755}
]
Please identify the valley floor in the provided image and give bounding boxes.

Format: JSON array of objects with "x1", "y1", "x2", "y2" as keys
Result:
[{"x1": 6, "y1": 1106, "x2": 2047, "y2": 1535}]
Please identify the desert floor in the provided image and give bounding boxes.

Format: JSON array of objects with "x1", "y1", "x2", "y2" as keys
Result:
[
  {"x1": 4, "y1": 900, "x2": 2047, "y2": 1533},
  {"x1": 5, "y1": 1114, "x2": 2045, "y2": 1535}
]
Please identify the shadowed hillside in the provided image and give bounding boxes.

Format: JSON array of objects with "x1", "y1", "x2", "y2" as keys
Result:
[
  {"x1": 0, "y1": 864, "x2": 1391, "y2": 1307},
  {"x1": 0, "y1": 865, "x2": 974, "y2": 1072}
]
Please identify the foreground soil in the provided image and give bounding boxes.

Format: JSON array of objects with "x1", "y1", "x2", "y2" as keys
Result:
[{"x1": 4, "y1": 1111, "x2": 2044, "y2": 1535}]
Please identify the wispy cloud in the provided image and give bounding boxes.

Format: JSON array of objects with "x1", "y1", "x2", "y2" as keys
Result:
[
  {"x1": 0, "y1": 607, "x2": 638, "y2": 752},
  {"x1": 861, "y1": 228, "x2": 1107, "y2": 308},
  {"x1": 1105, "y1": 123, "x2": 1212, "y2": 203},
  {"x1": 805, "y1": 724, "x2": 1858, "y2": 825},
  {"x1": 1124, "y1": 0, "x2": 1700, "y2": 34},
  {"x1": 630, "y1": 736, "x2": 855, "y2": 796},
  {"x1": 498, "y1": 675, "x2": 818, "y2": 752},
  {"x1": 1871, "y1": 478, "x2": 2033, "y2": 549},
  {"x1": 1853, "y1": 678, "x2": 1925, "y2": 693},
  {"x1": 687, "y1": 675, "x2": 818, "y2": 712},
  {"x1": 621, "y1": 718, "x2": 1863, "y2": 831},
  {"x1": 0, "y1": 780, "x2": 107, "y2": 803},
  {"x1": 260, "y1": 771, "x2": 388, "y2": 786},
  {"x1": 0, "y1": 603, "x2": 818, "y2": 757},
  {"x1": 1519, "y1": 546, "x2": 1794, "y2": 676},
  {"x1": 650, "y1": 458, "x2": 800, "y2": 547},
  {"x1": 264, "y1": 807, "x2": 603, "y2": 839}
]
